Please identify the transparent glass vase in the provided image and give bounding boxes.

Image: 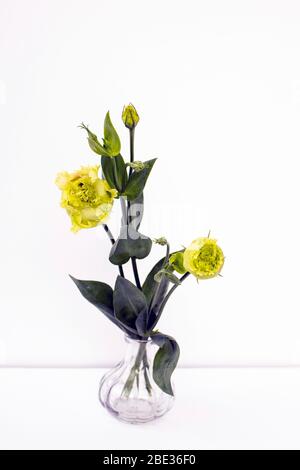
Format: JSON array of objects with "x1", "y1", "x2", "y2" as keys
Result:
[{"x1": 99, "y1": 336, "x2": 175, "y2": 424}]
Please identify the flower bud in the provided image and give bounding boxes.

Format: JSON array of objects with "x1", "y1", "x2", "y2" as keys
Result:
[
  {"x1": 127, "y1": 161, "x2": 147, "y2": 172},
  {"x1": 122, "y1": 103, "x2": 140, "y2": 129},
  {"x1": 153, "y1": 237, "x2": 168, "y2": 246}
]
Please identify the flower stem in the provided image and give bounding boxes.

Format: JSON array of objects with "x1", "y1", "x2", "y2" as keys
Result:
[
  {"x1": 149, "y1": 242, "x2": 170, "y2": 313},
  {"x1": 103, "y1": 224, "x2": 124, "y2": 278},
  {"x1": 131, "y1": 257, "x2": 142, "y2": 290},
  {"x1": 128, "y1": 127, "x2": 142, "y2": 290},
  {"x1": 122, "y1": 341, "x2": 150, "y2": 398},
  {"x1": 152, "y1": 272, "x2": 190, "y2": 329},
  {"x1": 129, "y1": 128, "x2": 135, "y2": 170}
]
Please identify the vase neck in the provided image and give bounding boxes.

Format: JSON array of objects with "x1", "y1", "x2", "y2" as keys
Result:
[{"x1": 123, "y1": 336, "x2": 152, "y2": 364}]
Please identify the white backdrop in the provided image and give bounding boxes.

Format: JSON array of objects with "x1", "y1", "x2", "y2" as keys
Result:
[{"x1": 1, "y1": 0, "x2": 300, "y2": 367}]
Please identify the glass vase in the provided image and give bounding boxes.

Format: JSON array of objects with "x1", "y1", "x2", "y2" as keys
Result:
[{"x1": 99, "y1": 336, "x2": 175, "y2": 424}]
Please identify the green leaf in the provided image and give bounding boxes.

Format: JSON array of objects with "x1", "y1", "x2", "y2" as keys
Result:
[
  {"x1": 103, "y1": 111, "x2": 121, "y2": 157},
  {"x1": 109, "y1": 225, "x2": 152, "y2": 265},
  {"x1": 142, "y1": 257, "x2": 167, "y2": 306},
  {"x1": 151, "y1": 332, "x2": 180, "y2": 396},
  {"x1": 128, "y1": 192, "x2": 144, "y2": 231},
  {"x1": 135, "y1": 307, "x2": 150, "y2": 337},
  {"x1": 124, "y1": 159, "x2": 157, "y2": 201},
  {"x1": 69, "y1": 275, "x2": 126, "y2": 332},
  {"x1": 113, "y1": 276, "x2": 148, "y2": 335},
  {"x1": 101, "y1": 156, "x2": 115, "y2": 189},
  {"x1": 154, "y1": 268, "x2": 181, "y2": 285},
  {"x1": 79, "y1": 123, "x2": 111, "y2": 157},
  {"x1": 169, "y1": 251, "x2": 187, "y2": 275},
  {"x1": 101, "y1": 155, "x2": 127, "y2": 192}
]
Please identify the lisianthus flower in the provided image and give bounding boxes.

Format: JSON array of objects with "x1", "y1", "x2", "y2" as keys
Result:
[
  {"x1": 183, "y1": 237, "x2": 224, "y2": 279},
  {"x1": 55, "y1": 165, "x2": 117, "y2": 232}
]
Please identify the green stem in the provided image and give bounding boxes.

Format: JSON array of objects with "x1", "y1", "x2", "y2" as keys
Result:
[
  {"x1": 152, "y1": 272, "x2": 190, "y2": 330},
  {"x1": 131, "y1": 257, "x2": 142, "y2": 290},
  {"x1": 128, "y1": 127, "x2": 142, "y2": 290},
  {"x1": 122, "y1": 341, "x2": 149, "y2": 398},
  {"x1": 143, "y1": 352, "x2": 152, "y2": 396},
  {"x1": 149, "y1": 242, "x2": 170, "y2": 312},
  {"x1": 129, "y1": 128, "x2": 135, "y2": 170},
  {"x1": 103, "y1": 224, "x2": 124, "y2": 278}
]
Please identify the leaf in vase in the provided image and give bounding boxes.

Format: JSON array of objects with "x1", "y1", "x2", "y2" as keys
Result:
[
  {"x1": 69, "y1": 276, "x2": 126, "y2": 332},
  {"x1": 151, "y1": 332, "x2": 180, "y2": 396},
  {"x1": 113, "y1": 276, "x2": 149, "y2": 335}
]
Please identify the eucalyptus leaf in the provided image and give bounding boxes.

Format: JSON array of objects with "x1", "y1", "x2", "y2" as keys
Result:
[
  {"x1": 151, "y1": 332, "x2": 180, "y2": 396},
  {"x1": 113, "y1": 276, "x2": 148, "y2": 334},
  {"x1": 124, "y1": 159, "x2": 157, "y2": 201}
]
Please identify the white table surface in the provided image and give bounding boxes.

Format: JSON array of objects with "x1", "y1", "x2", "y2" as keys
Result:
[{"x1": 1, "y1": 367, "x2": 300, "y2": 450}]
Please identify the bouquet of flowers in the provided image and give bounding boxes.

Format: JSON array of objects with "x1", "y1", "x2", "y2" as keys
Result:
[{"x1": 56, "y1": 104, "x2": 224, "y2": 423}]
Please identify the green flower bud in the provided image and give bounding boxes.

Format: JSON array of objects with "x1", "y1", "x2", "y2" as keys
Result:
[
  {"x1": 153, "y1": 237, "x2": 168, "y2": 246},
  {"x1": 127, "y1": 161, "x2": 147, "y2": 172},
  {"x1": 122, "y1": 103, "x2": 140, "y2": 129}
]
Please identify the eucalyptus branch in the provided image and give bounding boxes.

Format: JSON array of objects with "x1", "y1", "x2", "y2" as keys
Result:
[
  {"x1": 151, "y1": 272, "x2": 190, "y2": 330},
  {"x1": 103, "y1": 224, "x2": 124, "y2": 278}
]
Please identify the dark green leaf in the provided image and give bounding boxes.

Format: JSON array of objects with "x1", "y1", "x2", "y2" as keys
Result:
[
  {"x1": 154, "y1": 269, "x2": 181, "y2": 285},
  {"x1": 103, "y1": 112, "x2": 121, "y2": 157},
  {"x1": 142, "y1": 257, "x2": 167, "y2": 306},
  {"x1": 124, "y1": 159, "x2": 157, "y2": 201},
  {"x1": 142, "y1": 257, "x2": 175, "y2": 318},
  {"x1": 128, "y1": 192, "x2": 144, "y2": 230},
  {"x1": 109, "y1": 225, "x2": 152, "y2": 265},
  {"x1": 135, "y1": 307, "x2": 150, "y2": 337},
  {"x1": 113, "y1": 276, "x2": 148, "y2": 334},
  {"x1": 151, "y1": 332, "x2": 180, "y2": 396},
  {"x1": 101, "y1": 155, "x2": 127, "y2": 192},
  {"x1": 143, "y1": 249, "x2": 185, "y2": 316},
  {"x1": 69, "y1": 275, "x2": 126, "y2": 331}
]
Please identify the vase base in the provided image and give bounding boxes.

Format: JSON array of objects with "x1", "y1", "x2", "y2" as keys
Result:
[{"x1": 102, "y1": 396, "x2": 174, "y2": 424}]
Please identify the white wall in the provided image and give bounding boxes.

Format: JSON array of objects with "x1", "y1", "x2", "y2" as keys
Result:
[{"x1": 1, "y1": 0, "x2": 300, "y2": 367}]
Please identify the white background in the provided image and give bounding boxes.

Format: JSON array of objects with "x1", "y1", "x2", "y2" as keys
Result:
[{"x1": 1, "y1": 0, "x2": 300, "y2": 368}]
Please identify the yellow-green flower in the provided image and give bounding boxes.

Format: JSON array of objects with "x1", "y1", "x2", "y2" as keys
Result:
[
  {"x1": 55, "y1": 165, "x2": 117, "y2": 232},
  {"x1": 122, "y1": 103, "x2": 139, "y2": 129},
  {"x1": 183, "y1": 237, "x2": 224, "y2": 279}
]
